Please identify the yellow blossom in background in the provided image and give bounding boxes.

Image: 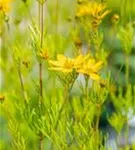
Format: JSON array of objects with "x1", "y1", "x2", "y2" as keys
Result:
[
  {"x1": 0, "y1": 0, "x2": 12, "y2": 13},
  {"x1": 77, "y1": 58, "x2": 103, "y2": 80},
  {"x1": 90, "y1": 2, "x2": 110, "y2": 19},
  {"x1": 76, "y1": 1, "x2": 110, "y2": 19},
  {"x1": 49, "y1": 54, "x2": 89, "y2": 73},
  {"x1": 76, "y1": 4, "x2": 91, "y2": 17},
  {"x1": 76, "y1": 1, "x2": 110, "y2": 29}
]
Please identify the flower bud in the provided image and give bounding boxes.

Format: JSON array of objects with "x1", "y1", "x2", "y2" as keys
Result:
[
  {"x1": 111, "y1": 14, "x2": 119, "y2": 24},
  {"x1": 74, "y1": 37, "x2": 82, "y2": 48}
]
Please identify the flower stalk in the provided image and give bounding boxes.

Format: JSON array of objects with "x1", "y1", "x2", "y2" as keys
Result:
[
  {"x1": 51, "y1": 85, "x2": 70, "y2": 149},
  {"x1": 125, "y1": 54, "x2": 129, "y2": 85},
  {"x1": 38, "y1": 1, "x2": 45, "y2": 150},
  {"x1": 39, "y1": 2, "x2": 44, "y2": 102},
  {"x1": 17, "y1": 60, "x2": 27, "y2": 104}
]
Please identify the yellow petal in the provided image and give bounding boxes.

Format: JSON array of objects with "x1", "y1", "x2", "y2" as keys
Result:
[
  {"x1": 49, "y1": 67, "x2": 62, "y2": 71},
  {"x1": 49, "y1": 60, "x2": 63, "y2": 67},
  {"x1": 90, "y1": 73, "x2": 100, "y2": 80},
  {"x1": 57, "y1": 54, "x2": 67, "y2": 62},
  {"x1": 93, "y1": 61, "x2": 103, "y2": 71},
  {"x1": 100, "y1": 10, "x2": 111, "y2": 19},
  {"x1": 87, "y1": 58, "x2": 95, "y2": 66},
  {"x1": 49, "y1": 67, "x2": 72, "y2": 73}
]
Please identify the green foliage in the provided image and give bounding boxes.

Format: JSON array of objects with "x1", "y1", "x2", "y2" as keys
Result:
[{"x1": 0, "y1": 0, "x2": 135, "y2": 150}]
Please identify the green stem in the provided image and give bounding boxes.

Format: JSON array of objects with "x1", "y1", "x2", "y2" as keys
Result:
[
  {"x1": 81, "y1": 76, "x2": 89, "y2": 122},
  {"x1": 51, "y1": 86, "x2": 69, "y2": 149},
  {"x1": 95, "y1": 104, "x2": 101, "y2": 149},
  {"x1": 125, "y1": 54, "x2": 129, "y2": 85},
  {"x1": 39, "y1": 2, "x2": 44, "y2": 104},
  {"x1": 39, "y1": 62, "x2": 43, "y2": 100},
  {"x1": 38, "y1": 2, "x2": 44, "y2": 150},
  {"x1": 85, "y1": 76, "x2": 89, "y2": 101},
  {"x1": 17, "y1": 60, "x2": 27, "y2": 104},
  {"x1": 55, "y1": 0, "x2": 59, "y2": 34},
  {"x1": 95, "y1": 105, "x2": 101, "y2": 132},
  {"x1": 55, "y1": 86, "x2": 69, "y2": 129},
  {"x1": 54, "y1": 0, "x2": 59, "y2": 58},
  {"x1": 23, "y1": 2, "x2": 34, "y2": 25},
  {"x1": 124, "y1": 122, "x2": 129, "y2": 149},
  {"x1": 39, "y1": 134, "x2": 44, "y2": 150}
]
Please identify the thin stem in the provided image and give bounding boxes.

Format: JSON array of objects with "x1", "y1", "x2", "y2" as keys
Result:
[
  {"x1": 38, "y1": 3, "x2": 41, "y2": 29},
  {"x1": 95, "y1": 104, "x2": 101, "y2": 149},
  {"x1": 124, "y1": 122, "x2": 129, "y2": 149},
  {"x1": 55, "y1": 0, "x2": 59, "y2": 34},
  {"x1": 95, "y1": 105, "x2": 101, "y2": 132},
  {"x1": 39, "y1": 134, "x2": 44, "y2": 150},
  {"x1": 39, "y1": 3, "x2": 44, "y2": 104},
  {"x1": 40, "y1": 3, "x2": 44, "y2": 48},
  {"x1": 24, "y1": 2, "x2": 34, "y2": 25},
  {"x1": 125, "y1": 54, "x2": 129, "y2": 85},
  {"x1": 17, "y1": 61, "x2": 27, "y2": 104},
  {"x1": 38, "y1": 2, "x2": 44, "y2": 150},
  {"x1": 54, "y1": 0, "x2": 59, "y2": 58},
  {"x1": 85, "y1": 77, "x2": 89, "y2": 101},
  {"x1": 51, "y1": 86, "x2": 69, "y2": 149},
  {"x1": 39, "y1": 63, "x2": 43, "y2": 99},
  {"x1": 82, "y1": 76, "x2": 89, "y2": 122},
  {"x1": 55, "y1": 86, "x2": 69, "y2": 129}
]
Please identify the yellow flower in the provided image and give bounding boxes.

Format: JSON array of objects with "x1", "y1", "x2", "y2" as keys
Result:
[
  {"x1": 76, "y1": 1, "x2": 110, "y2": 19},
  {"x1": 49, "y1": 54, "x2": 89, "y2": 73},
  {"x1": 90, "y1": 2, "x2": 110, "y2": 19},
  {"x1": 77, "y1": 58, "x2": 103, "y2": 80},
  {"x1": 49, "y1": 54, "x2": 103, "y2": 81},
  {"x1": 0, "y1": 0, "x2": 12, "y2": 13},
  {"x1": 76, "y1": 1, "x2": 110, "y2": 29},
  {"x1": 76, "y1": 4, "x2": 91, "y2": 17}
]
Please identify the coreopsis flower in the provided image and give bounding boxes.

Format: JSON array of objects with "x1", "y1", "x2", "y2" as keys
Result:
[
  {"x1": 76, "y1": 1, "x2": 110, "y2": 29},
  {"x1": 0, "y1": 0, "x2": 12, "y2": 13},
  {"x1": 76, "y1": 2, "x2": 110, "y2": 19},
  {"x1": 77, "y1": 58, "x2": 103, "y2": 80},
  {"x1": 49, "y1": 54, "x2": 89, "y2": 73},
  {"x1": 90, "y1": 2, "x2": 110, "y2": 19},
  {"x1": 76, "y1": 4, "x2": 91, "y2": 17}
]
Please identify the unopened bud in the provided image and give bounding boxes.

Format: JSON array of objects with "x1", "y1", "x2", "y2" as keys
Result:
[
  {"x1": 112, "y1": 14, "x2": 119, "y2": 24},
  {"x1": 74, "y1": 37, "x2": 82, "y2": 48},
  {"x1": 0, "y1": 95, "x2": 5, "y2": 102}
]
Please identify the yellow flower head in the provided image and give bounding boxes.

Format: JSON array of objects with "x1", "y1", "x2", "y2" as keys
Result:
[
  {"x1": 76, "y1": 4, "x2": 91, "y2": 17},
  {"x1": 76, "y1": 1, "x2": 110, "y2": 19},
  {"x1": 0, "y1": 0, "x2": 12, "y2": 13},
  {"x1": 76, "y1": 1, "x2": 110, "y2": 29},
  {"x1": 90, "y1": 2, "x2": 110, "y2": 19},
  {"x1": 49, "y1": 54, "x2": 89, "y2": 73},
  {"x1": 77, "y1": 57, "x2": 103, "y2": 80},
  {"x1": 49, "y1": 54, "x2": 103, "y2": 81}
]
